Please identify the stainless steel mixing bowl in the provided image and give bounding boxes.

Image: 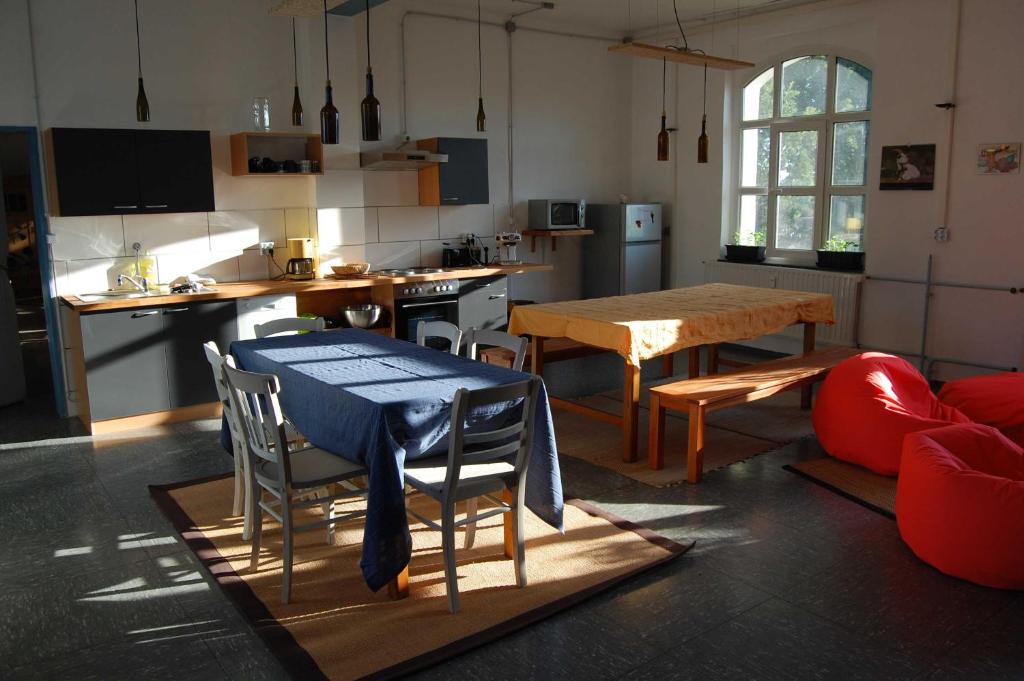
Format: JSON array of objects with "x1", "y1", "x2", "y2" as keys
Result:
[{"x1": 340, "y1": 304, "x2": 383, "y2": 329}]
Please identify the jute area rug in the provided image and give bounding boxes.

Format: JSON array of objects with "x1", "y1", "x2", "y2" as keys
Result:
[
  {"x1": 151, "y1": 475, "x2": 692, "y2": 681},
  {"x1": 785, "y1": 458, "x2": 898, "y2": 517},
  {"x1": 557, "y1": 387, "x2": 814, "y2": 487}
]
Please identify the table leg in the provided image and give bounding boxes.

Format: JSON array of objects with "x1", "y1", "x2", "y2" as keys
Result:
[
  {"x1": 387, "y1": 565, "x2": 409, "y2": 600},
  {"x1": 648, "y1": 393, "x2": 665, "y2": 470},
  {"x1": 687, "y1": 404, "x2": 706, "y2": 484},
  {"x1": 801, "y1": 323, "x2": 817, "y2": 409},
  {"x1": 623, "y1": 362, "x2": 641, "y2": 463},
  {"x1": 662, "y1": 353, "x2": 674, "y2": 378},
  {"x1": 502, "y1": 488, "x2": 514, "y2": 559},
  {"x1": 530, "y1": 335, "x2": 545, "y2": 377},
  {"x1": 688, "y1": 347, "x2": 701, "y2": 378},
  {"x1": 706, "y1": 344, "x2": 720, "y2": 376}
]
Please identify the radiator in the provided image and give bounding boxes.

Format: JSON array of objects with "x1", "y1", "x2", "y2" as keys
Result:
[{"x1": 703, "y1": 261, "x2": 864, "y2": 346}]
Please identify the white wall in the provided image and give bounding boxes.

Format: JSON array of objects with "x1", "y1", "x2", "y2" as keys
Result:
[{"x1": 631, "y1": 0, "x2": 1024, "y2": 377}]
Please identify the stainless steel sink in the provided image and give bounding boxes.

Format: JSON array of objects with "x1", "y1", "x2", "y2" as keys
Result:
[{"x1": 77, "y1": 288, "x2": 216, "y2": 303}]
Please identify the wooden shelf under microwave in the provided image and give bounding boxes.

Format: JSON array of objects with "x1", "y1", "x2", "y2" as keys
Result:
[
  {"x1": 229, "y1": 132, "x2": 324, "y2": 176},
  {"x1": 521, "y1": 229, "x2": 594, "y2": 252}
]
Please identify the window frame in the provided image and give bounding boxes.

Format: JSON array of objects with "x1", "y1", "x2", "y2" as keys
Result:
[{"x1": 733, "y1": 53, "x2": 872, "y2": 263}]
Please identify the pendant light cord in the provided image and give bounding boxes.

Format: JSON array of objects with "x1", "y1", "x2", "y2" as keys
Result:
[
  {"x1": 661, "y1": 57, "x2": 667, "y2": 116},
  {"x1": 323, "y1": 0, "x2": 330, "y2": 81},
  {"x1": 366, "y1": 0, "x2": 371, "y2": 69},
  {"x1": 669, "y1": 0, "x2": 704, "y2": 55},
  {"x1": 477, "y1": 0, "x2": 483, "y2": 97},
  {"x1": 292, "y1": 17, "x2": 299, "y2": 85},
  {"x1": 134, "y1": 0, "x2": 143, "y2": 77},
  {"x1": 702, "y1": 63, "x2": 707, "y2": 116}
]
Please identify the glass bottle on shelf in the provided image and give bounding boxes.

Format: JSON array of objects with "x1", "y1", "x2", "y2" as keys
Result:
[{"x1": 252, "y1": 97, "x2": 271, "y2": 131}]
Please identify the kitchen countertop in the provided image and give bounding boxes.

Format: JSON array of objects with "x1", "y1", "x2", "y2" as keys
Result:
[{"x1": 59, "y1": 264, "x2": 553, "y2": 313}]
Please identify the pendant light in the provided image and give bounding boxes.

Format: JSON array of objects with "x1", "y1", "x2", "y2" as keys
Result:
[
  {"x1": 320, "y1": 0, "x2": 339, "y2": 144},
  {"x1": 657, "y1": 58, "x2": 669, "y2": 161},
  {"x1": 134, "y1": 0, "x2": 150, "y2": 122},
  {"x1": 697, "y1": 64, "x2": 709, "y2": 163},
  {"x1": 360, "y1": 0, "x2": 381, "y2": 141},
  {"x1": 475, "y1": 0, "x2": 486, "y2": 132},
  {"x1": 291, "y1": 18, "x2": 303, "y2": 126}
]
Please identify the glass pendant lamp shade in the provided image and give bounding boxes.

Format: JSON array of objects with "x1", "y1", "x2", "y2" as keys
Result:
[
  {"x1": 291, "y1": 18, "x2": 303, "y2": 126},
  {"x1": 697, "y1": 114, "x2": 709, "y2": 163},
  {"x1": 657, "y1": 58, "x2": 668, "y2": 161},
  {"x1": 475, "y1": 0, "x2": 486, "y2": 132},
  {"x1": 360, "y1": 0, "x2": 381, "y2": 141},
  {"x1": 476, "y1": 97, "x2": 486, "y2": 132},
  {"x1": 320, "y1": 0, "x2": 339, "y2": 144}
]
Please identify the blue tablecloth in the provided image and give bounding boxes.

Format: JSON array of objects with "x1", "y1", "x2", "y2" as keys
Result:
[{"x1": 229, "y1": 329, "x2": 563, "y2": 591}]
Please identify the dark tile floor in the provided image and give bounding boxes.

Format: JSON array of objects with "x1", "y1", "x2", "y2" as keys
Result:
[{"x1": 1, "y1": 394, "x2": 1021, "y2": 680}]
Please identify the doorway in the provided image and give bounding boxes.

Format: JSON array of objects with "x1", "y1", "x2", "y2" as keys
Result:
[{"x1": 0, "y1": 128, "x2": 64, "y2": 414}]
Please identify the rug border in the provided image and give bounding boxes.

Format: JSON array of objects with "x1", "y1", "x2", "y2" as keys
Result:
[
  {"x1": 149, "y1": 475, "x2": 694, "y2": 681},
  {"x1": 783, "y1": 463, "x2": 896, "y2": 520}
]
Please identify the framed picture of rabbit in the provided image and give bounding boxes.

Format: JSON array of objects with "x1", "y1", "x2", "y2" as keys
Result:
[{"x1": 880, "y1": 144, "x2": 936, "y2": 190}]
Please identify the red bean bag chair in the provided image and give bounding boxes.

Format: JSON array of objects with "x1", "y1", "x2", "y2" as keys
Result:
[
  {"x1": 897, "y1": 424, "x2": 1024, "y2": 589},
  {"x1": 938, "y1": 373, "x2": 1024, "y2": 448},
  {"x1": 812, "y1": 352, "x2": 971, "y2": 475}
]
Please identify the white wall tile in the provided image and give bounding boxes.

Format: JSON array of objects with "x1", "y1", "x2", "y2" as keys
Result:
[
  {"x1": 123, "y1": 213, "x2": 210, "y2": 255},
  {"x1": 365, "y1": 242, "x2": 420, "y2": 270},
  {"x1": 63, "y1": 257, "x2": 137, "y2": 295},
  {"x1": 378, "y1": 206, "x2": 439, "y2": 242},
  {"x1": 439, "y1": 204, "x2": 494, "y2": 239},
  {"x1": 317, "y1": 245, "x2": 369, "y2": 276},
  {"x1": 317, "y1": 207, "x2": 378, "y2": 247},
  {"x1": 156, "y1": 252, "x2": 240, "y2": 284},
  {"x1": 419, "y1": 239, "x2": 446, "y2": 268},
  {"x1": 315, "y1": 170, "x2": 364, "y2": 208},
  {"x1": 209, "y1": 209, "x2": 285, "y2": 251},
  {"x1": 363, "y1": 171, "x2": 419, "y2": 207},
  {"x1": 238, "y1": 249, "x2": 270, "y2": 281},
  {"x1": 49, "y1": 216, "x2": 125, "y2": 260},
  {"x1": 50, "y1": 260, "x2": 69, "y2": 299},
  {"x1": 284, "y1": 207, "x2": 313, "y2": 239}
]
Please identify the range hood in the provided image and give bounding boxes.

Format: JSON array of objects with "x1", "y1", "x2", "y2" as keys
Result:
[{"x1": 359, "y1": 149, "x2": 448, "y2": 171}]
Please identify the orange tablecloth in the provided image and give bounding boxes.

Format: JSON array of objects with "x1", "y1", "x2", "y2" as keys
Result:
[{"x1": 508, "y1": 283, "x2": 835, "y2": 366}]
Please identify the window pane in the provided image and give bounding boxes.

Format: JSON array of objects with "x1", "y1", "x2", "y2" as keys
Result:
[
  {"x1": 778, "y1": 130, "x2": 818, "y2": 187},
  {"x1": 742, "y1": 68, "x2": 774, "y2": 121},
  {"x1": 828, "y1": 195, "x2": 865, "y2": 249},
  {"x1": 832, "y1": 121, "x2": 868, "y2": 186},
  {"x1": 781, "y1": 56, "x2": 827, "y2": 117},
  {"x1": 741, "y1": 127, "x2": 770, "y2": 187},
  {"x1": 776, "y1": 195, "x2": 816, "y2": 250},
  {"x1": 836, "y1": 58, "x2": 872, "y2": 113},
  {"x1": 738, "y1": 195, "x2": 768, "y2": 245}
]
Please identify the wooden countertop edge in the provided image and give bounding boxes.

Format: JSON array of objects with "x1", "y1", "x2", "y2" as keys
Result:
[{"x1": 59, "y1": 264, "x2": 553, "y2": 313}]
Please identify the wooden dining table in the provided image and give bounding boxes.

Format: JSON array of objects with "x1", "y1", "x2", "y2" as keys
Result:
[{"x1": 507, "y1": 283, "x2": 835, "y2": 463}]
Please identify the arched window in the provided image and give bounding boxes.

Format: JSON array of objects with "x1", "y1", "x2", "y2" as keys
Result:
[{"x1": 736, "y1": 55, "x2": 872, "y2": 257}]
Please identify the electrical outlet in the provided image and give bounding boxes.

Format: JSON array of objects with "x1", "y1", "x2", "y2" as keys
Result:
[
  {"x1": 259, "y1": 241, "x2": 275, "y2": 256},
  {"x1": 933, "y1": 227, "x2": 950, "y2": 242}
]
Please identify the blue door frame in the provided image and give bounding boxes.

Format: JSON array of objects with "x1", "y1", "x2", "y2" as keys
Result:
[{"x1": 1, "y1": 126, "x2": 67, "y2": 416}]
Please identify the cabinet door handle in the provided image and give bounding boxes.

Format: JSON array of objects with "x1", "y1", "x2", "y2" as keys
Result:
[
  {"x1": 488, "y1": 294, "x2": 507, "y2": 300},
  {"x1": 131, "y1": 310, "x2": 159, "y2": 318},
  {"x1": 114, "y1": 205, "x2": 139, "y2": 210},
  {"x1": 162, "y1": 307, "x2": 190, "y2": 314},
  {"x1": 145, "y1": 204, "x2": 169, "y2": 209},
  {"x1": 443, "y1": 197, "x2": 460, "y2": 202}
]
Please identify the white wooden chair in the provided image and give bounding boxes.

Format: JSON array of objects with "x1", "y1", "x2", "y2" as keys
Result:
[
  {"x1": 223, "y1": 363, "x2": 368, "y2": 604},
  {"x1": 466, "y1": 329, "x2": 529, "y2": 372},
  {"x1": 404, "y1": 377, "x2": 541, "y2": 613},
  {"x1": 254, "y1": 316, "x2": 326, "y2": 339},
  {"x1": 416, "y1": 320, "x2": 463, "y2": 355},
  {"x1": 203, "y1": 342, "x2": 252, "y2": 538}
]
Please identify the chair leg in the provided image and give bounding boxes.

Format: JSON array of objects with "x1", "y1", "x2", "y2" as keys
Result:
[
  {"x1": 249, "y1": 488, "x2": 263, "y2": 571},
  {"x1": 241, "y1": 447, "x2": 253, "y2": 542},
  {"x1": 512, "y1": 485, "x2": 527, "y2": 588},
  {"x1": 441, "y1": 502, "x2": 460, "y2": 613},
  {"x1": 322, "y1": 491, "x2": 336, "y2": 546},
  {"x1": 231, "y1": 446, "x2": 244, "y2": 517},
  {"x1": 464, "y1": 497, "x2": 478, "y2": 550},
  {"x1": 281, "y1": 496, "x2": 294, "y2": 605}
]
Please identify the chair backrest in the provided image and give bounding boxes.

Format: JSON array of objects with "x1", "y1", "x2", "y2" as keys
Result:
[
  {"x1": 222, "y1": 363, "x2": 293, "y2": 488},
  {"x1": 416, "y1": 320, "x2": 462, "y2": 355},
  {"x1": 203, "y1": 341, "x2": 244, "y2": 447},
  {"x1": 443, "y1": 377, "x2": 541, "y2": 500},
  {"x1": 466, "y1": 329, "x2": 529, "y2": 372},
  {"x1": 254, "y1": 316, "x2": 326, "y2": 339}
]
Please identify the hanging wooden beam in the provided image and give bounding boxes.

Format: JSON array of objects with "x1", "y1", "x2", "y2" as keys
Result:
[{"x1": 608, "y1": 42, "x2": 755, "y2": 70}]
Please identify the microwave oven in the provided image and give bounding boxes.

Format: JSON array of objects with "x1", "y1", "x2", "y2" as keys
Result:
[{"x1": 528, "y1": 199, "x2": 586, "y2": 230}]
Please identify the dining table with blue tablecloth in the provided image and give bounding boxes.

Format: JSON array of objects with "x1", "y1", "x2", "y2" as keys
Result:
[{"x1": 228, "y1": 328, "x2": 563, "y2": 593}]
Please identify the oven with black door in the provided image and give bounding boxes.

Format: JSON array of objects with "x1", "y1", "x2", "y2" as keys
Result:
[{"x1": 392, "y1": 277, "x2": 461, "y2": 351}]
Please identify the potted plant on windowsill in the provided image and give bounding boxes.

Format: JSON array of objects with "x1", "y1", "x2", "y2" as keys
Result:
[
  {"x1": 816, "y1": 237, "x2": 865, "y2": 271},
  {"x1": 725, "y1": 230, "x2": 767, "y2": 263}
]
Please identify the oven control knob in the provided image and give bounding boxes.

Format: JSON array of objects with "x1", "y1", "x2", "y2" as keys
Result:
[
  {"x1": 402, "y1": 288, "x2": 410, "y2": 295},
  {"x1": 433, "y1": 285, "x2": 440, "y2": 292},
  {"x1": 414, "y1": 287, "x2": 422, "y2": 294}
]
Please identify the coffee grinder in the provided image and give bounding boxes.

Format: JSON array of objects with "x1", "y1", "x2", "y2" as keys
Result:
[{"x1": 285, "y1": 238, "x2": 315, "y2": 280}]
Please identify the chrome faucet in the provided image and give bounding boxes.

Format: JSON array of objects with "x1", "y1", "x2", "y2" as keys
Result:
[{"x1": 117, "y1": 273, "x2": 149, "y2": 293}]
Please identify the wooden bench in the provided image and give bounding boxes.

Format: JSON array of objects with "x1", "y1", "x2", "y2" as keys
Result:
[
  {"x1": 480, "y1": 337, "x2": 608, "y2": 369},
  {"x1": 648, "y1": 346, "x2": 861, "y2": 483}
]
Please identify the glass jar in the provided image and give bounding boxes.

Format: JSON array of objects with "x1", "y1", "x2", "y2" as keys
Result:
[{"x1": 252, "y1": 97, "x2": 271, "y2": 131}]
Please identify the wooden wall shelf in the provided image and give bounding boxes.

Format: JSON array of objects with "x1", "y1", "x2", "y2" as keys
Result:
[
  {"x1": 229, "y1": 132, "x2": 324, "y2": 176},
  {"x1": 521, "y1": 229, "x2": 594, "y2": 252}
]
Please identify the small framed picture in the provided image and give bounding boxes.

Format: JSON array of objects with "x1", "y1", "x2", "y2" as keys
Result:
[
  {"x1": 880, "y1": 145, "x2": 936, "y2": 190},
  {"x1": 976, "y1": 143, "x2": 1021, "y2": 175}
]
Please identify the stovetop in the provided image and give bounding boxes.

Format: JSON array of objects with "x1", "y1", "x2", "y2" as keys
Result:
[{"x1": 373, "y1": 267, "x2": 446, "y2": 276}]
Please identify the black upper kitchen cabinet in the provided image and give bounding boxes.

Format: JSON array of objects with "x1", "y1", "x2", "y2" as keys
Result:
[
  {"x1": 161, "y1": 301, "x2": 237, "y2": 408},
  {"x1": 49, "y1": 127, "x2": 214, "y2": 216},
  {"x1": 417, "y1": 137, "x2": 489, "y2": 205}
]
